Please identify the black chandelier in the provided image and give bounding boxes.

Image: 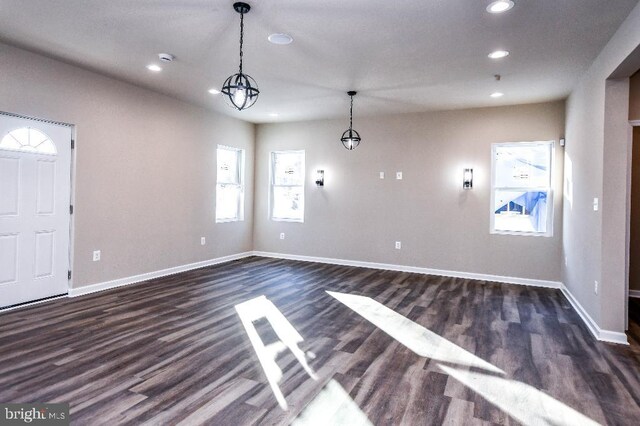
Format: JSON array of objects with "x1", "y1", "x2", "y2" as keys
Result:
[
  {"x1": 221, "y1": 2, "x2": 259, "y2": 111},
  {"x1": 341, "y1": 91, "x2": 361, "y2": 150}
]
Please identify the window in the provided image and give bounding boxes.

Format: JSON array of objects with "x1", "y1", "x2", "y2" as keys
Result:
[
  {"x1": 216, "y1": 145, "x2": 245, "y2": 222},
  {"x1": 491, "y1": 141, "x2": 554, "y2": 236},
  {"x1": 270, "y1": 150, "x2": 305, "y2": 222},
  {"x1": 0, "y1": 127, "x2": 57, "y2": 155}
]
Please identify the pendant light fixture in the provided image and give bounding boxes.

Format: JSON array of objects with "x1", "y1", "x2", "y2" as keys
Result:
[
  {"x1": 341, "y1": 91, "x2": 361, "y2": 150},
  {"x1": 221, "y1": 2, "x2": 259, "y2": 110}
]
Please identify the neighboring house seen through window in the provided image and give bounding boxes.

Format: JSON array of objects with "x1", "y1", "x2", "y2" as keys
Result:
[{"x1": 491, "y1": 141, "x2": 554, "y2": 236}]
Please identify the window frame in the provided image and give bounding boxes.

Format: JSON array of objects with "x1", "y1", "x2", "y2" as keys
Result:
[
  {"x1": 0, "y1": 127, "x2": 57, "y2": 155},
  {"x1": 269, "y1": 150, "x2": 305, "y2": 223},
  {"x1": 489, "y1": 140, "x2": 555, "y2": 237},
  {"x1": 215, "y1": 144, "x2": 245, "y2": 223}
]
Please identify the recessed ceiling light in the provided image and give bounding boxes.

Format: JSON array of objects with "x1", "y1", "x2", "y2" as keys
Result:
[
  {"x1": 208, "y1": 88, "x2": 221, "y2": 95},
  {"x1": 269, "y1": 113, "x2": 279, "y2": 117},
  {"x1": 146, "y1": 64, "x2": 162, "y2": 72},
  {"x1": 490, "y1": 92, "x2": 504, "y2": 98},
  {"x1": 268, "y1": 33, "x2": 293, "y2": 45},
  {"x1": 488, "y1": 50, "x2": 510, "y2": 59},
  {"x1": 486, "y1": 1, "x2": 514, "y2": 14}
]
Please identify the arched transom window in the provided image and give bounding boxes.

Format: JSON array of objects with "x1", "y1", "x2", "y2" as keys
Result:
[{"x1": 0, "y1": 127, "x2": 57, "y2": 155}]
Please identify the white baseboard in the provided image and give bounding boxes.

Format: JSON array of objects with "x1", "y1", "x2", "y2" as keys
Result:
[
  {"x1": 252, "y1": 251, "x2": 562, "y2": 289},
  {"x1": 561, "y1": 284, "x2": 629, "y2": 345},
  {"x1": 24, "y1": 249, "x2": 631, "y2": 346},
  {"x1": 69, "y1": 251, "x2": 253, "y2": 297},
  {"x1": 254, "y1": 251, "x2": 631, "y2": 345},
  {"x1": 67, "y1": 251, "x2": 560, "y2": 299}
]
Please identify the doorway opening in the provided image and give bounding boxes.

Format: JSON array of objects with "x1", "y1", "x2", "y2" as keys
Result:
[{"x1": 629, "y1": 125, "x2": 640, "y2": 343}]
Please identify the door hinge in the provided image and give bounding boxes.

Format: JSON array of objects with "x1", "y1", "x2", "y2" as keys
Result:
[
  {"x1": 70, "y1": 205, "x2": 74, "y2": 214},
  {"x1": 68, "y1": 270, "x2": 72, "y2": 280},
  {"x1": 71, "y1": 139, "x2": 75, "y2": 149}
]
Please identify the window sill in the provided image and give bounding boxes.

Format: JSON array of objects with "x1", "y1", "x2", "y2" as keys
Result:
[
  {"x1": 216, "y1": 218, "x2": 243, "y2": 224},
  {"x1": 270, "y1": 217, "x2": 304, "y2": 223},
  {"x1": 490, "y1": 229, "x2": 552, "y2": 238}
]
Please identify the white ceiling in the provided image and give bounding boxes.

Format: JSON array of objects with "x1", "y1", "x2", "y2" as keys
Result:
[{"x1": 0, "y1": 0, "x2": 638, "y2": 123}]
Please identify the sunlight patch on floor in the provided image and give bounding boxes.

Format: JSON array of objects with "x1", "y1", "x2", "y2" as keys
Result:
[
  {"x1": 326, "y1": 291, "x2": 504, "y2": 374},
  {"x1": 327, "y1": 290, "x2": 601, "y2": 426},
  {"x1": 235, "y1": 295, "x2": 318, "y2": 410},
  {"x1": 292, "y1": 379, "x2": 373, "y2": 426}
]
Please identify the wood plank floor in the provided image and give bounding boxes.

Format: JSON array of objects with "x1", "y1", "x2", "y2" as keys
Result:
[{"x1": 1, "y1": 256, "x2": 640, "y2": 425}]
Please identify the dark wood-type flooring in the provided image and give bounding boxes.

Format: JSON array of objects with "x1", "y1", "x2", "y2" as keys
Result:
[{"x1": 1, "y1": 257, "x2": 640, "y2": 425}]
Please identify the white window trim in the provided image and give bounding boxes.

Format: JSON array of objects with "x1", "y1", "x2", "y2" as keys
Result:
[
  {"x1": 270, "y1": 150, "x2": 305, "y2": 223},
  {"x1": 489, "y1": 141, "x2": 555, "y2": 237},
  {"x1": 0, "y1": 127, "x2": 58, "y2": 155},
  {"x1": 216, "y1": 145, "x2": 245, "y2": 223}
]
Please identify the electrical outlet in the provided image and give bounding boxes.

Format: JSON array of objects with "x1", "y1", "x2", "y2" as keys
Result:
[
  {"x1": 395, "y1": 241, "x2": 402, "y2": 250},
  {"x1": 593, "y1": 198, "x2": 599, "y2": 211},
  {"x1": 396, "y1": 172, "x2": 403, "y2": 180},
  {"x1": 93, "y1": 250, "x2": 101, "y2": 262},
  {"x1": 594, "y1": 280, "x2": 598, "y2": 294},
  {"x1": 379, "y1": 172, "x2": 385, "y2": 179},
  {"x1": 564, "y1": 256, "x2": 568, "y2": 267},
  {"x1": 201, "y1": 237, "x2": 206, "y2": 246},
  {"x1": 280, "y1": 233, "x2": 285, "y2": 240}
]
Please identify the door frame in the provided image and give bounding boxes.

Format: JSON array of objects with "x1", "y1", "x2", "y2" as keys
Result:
[
  {"x1": 629, "y1": 119, "x2": 640, "y2": 330},
  {"x1": 0, "y1": 110, "x2": 77, "y2": 307}
]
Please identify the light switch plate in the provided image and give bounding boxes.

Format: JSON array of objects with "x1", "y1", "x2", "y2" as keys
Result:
[
  {"x1": 379, "y1": 172, "x2": 385, "y2": 179},
  {"x1": 396, "y1": 172, "x2": 403, "y2": 180}
]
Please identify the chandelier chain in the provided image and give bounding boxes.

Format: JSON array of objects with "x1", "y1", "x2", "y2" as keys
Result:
[
  {"x1": 239, "y1": 10, "x2": 244, "y2": 74},
  {"x1": 349, "y1": 95, "x2": 354, "y2": 130}
]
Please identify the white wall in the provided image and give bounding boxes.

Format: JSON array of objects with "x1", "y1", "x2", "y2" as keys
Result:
[
  {"x1": 563, "y1": 1, "x2": 640, "y2": 333},
  {"x1": 0, "y1": 42, "x2": 255, "y2": 289},
  {"x1": 254, "y1": 102, "x2": 565, "y2": 283}
]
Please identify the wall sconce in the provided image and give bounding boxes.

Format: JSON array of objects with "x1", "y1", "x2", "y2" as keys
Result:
[
  {"x1": 315, "y1": 170, "x2": 324, "y2": 186},
  {"x1": 463, "y1": 168, "x2": 473, "y2": 189}
]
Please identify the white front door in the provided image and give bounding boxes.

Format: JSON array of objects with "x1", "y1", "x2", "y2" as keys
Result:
[{"x1": 0, "y1": 114, "x2": 72, "y2": 308}]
